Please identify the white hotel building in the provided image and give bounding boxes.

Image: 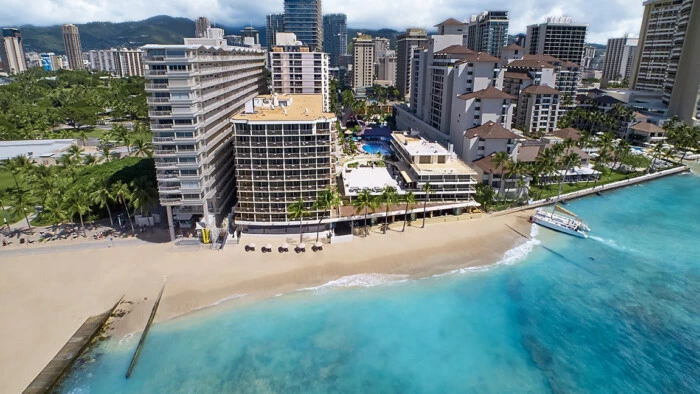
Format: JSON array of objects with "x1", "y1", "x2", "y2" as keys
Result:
[{"x1": 143, "y1": 29, "x2": 266, "y2": 240}]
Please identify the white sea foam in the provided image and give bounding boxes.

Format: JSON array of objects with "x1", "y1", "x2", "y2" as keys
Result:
[
  {"x1": 301, "y1": 273, "x2": 410, "y2": 292},
  {"x1": 589, "y1": 236, "x2": 638, "y2": 254},
  {"x1": 194, "y1": 293, "x2": 248, "y2": 311}
]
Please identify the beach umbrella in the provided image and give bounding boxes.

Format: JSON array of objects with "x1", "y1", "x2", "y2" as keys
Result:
[
  {"x1": 314, "y1": 242, "x2": 323, "y2": 248},
  {"x1": 247, "y1": 242, "x2": 256, "y2": 248},
  {"x1": 297, "y1": 243, "x2": 306, "y2": 250},
  {"x1": 281, "y1": 243, "x2": 289, "y2": 250},
  {"x1": 264, "y1": 244, "x2": 272, "y2": 250}
]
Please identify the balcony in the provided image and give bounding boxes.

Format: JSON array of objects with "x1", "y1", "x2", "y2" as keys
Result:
[
  {"x1": 149, "y1": 110, "x2": 172, "y2": 117},
  {"x1": 146, "y1": 83, "x2": 168, "y2": 90},
  {"x1": 147, "y1": 97, "x2": 170, "y2": 104},
  {"x1": 151, "y1": 124, "x2": 174, "y2": 130},
  {"x1": 154, "y1": 150, "x2": 177, "y2": 157},
  {"x1": 153, "y1": 137, "x2": 175, "y2": 143},
  {"x1": 160, "y1": 198, "x2": 183, "y2": 205},
  {"x1": 158, "y1": 186, "x2": 181, "y2": 192},
  {"x1": 155, "y1": 161, "x2": 178, "y2": 169}
]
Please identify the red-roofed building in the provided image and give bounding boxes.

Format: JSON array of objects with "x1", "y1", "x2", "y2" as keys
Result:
[{"x1": 461, "y1": 121, "x2": 520, "y2": 163}]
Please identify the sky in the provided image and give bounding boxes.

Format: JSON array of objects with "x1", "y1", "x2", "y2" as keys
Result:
[{"x1": 2, "y1": 0, "x2": 644, "y2": 44}]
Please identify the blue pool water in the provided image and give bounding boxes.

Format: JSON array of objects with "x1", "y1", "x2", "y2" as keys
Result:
[
  {"x1": 361, "y1": 141, "x2": 393, "y2": 156},
  {"x1": 59, "y1": 173, "x2": 700, "y2": 393}
]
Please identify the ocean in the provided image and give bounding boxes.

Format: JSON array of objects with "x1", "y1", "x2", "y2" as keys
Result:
[{"x1": 59, "y1": 173, "x2": 700, "y2": 393}]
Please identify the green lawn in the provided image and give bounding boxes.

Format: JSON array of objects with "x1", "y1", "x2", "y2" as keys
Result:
[
  {"x1": 532, "y1": 170, "x2": 643, "y2": 200},
  {"x1": 0, "y1": 169, "x2": 15, "y2": 191}
]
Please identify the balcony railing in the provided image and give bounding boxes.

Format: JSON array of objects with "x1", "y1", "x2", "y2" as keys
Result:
[{"x1": 151, "y1": 124, "x2": 174, "y2": 130}]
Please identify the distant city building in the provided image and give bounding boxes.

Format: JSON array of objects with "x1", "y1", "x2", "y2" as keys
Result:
[
  {"x1": 464, "y1": 11, "x2": 509, "y2": 58},
  {"x1": 581, "y1": 45, "x2": 596, "y2": 69},
  {"x1": 240, "y1": 26, "x2": 260, "y2": 46},
  {"x1": 525, "y1": 17, "x2": 588, "y2": 64},
  {"x1": 231, "y1": 94, "x2": 336, "y2": 228},
  {"x1": 284, "y1": 0, "x2": 323, "y2": 52},
  {"x1": 375, "y1": 50, "x2": 397, "y2": 86},
  {"x1": 602, "y1": 35, "x2": 637, "y2": 82},
  {"x1": 396, "y1": 28, "x2": 427, "y2": 99},
  {"x1": 62, "y1": 24, "x2": 84, "y2": 70},
  {"x1": 270, "y1": 33, "x2": 330, "y2": 111},
  {"x1": 1, "y1": 28, "x2": 27, "y2": 74},
  {"x1": 322, "y1": 14, "x2": 347, "y2": 67},
  {"x1": 143, "y1": 28, "x2": 267, "y2": 240},
  {"x1": 266, "y1": 13, "x2": 286, "y2": 49},
  {"x1": 87, "y1": 48, "x2": 144, "y2": 77},
  {"x1": 631, "y1": 0, "x2": 699, "y2": 125},
  {"x1": 195, "y1": 17, "x2": 211, "y2": 38},
  {"x1": 352, "y1": 34, "x2": 375, "y2": 89}
]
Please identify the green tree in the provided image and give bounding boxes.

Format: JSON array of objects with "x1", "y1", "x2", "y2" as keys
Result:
[
  {"x1": 131, "y1": 136, "x2": 154, "y2": 158},
  {"x1": 65, "y1": 187, "x2": 91, "y2": 237},
  {"x1": 312, "y1": 188, "x2": 341, "y2": 242},
  {"x1": 90, "y1": 178, "x2": 115, "y2": 226},
  {"x1": 492, "y1": 151, "x2": 510, "y2": 202},
  {"x1": 379, "y1": 186, "x2": 400, "y2": 234},
  {"x1": 401, "y1": 191, "x2": 416, "y2": 232},
  {"x1": 111, "y1": 180, "x2": 135, "y2": 235},
  {"x1": 352, "y1": 189, "x2": 377, "y2": 236},
  {"x1": 129, "y1": 177, "x2": 158, "y2": 216},
  {"x1": 110, "y1": 123, "x2": 132, "y2": 154},
  {"x1": 288, "y1": 198, "x2": 310, "y2": 244},
  {"x1": 474, "y1": 183, "x2": 496, "y2": 212}
]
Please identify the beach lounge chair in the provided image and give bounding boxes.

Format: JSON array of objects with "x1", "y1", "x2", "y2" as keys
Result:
[{"x1": 245, "y1": 242, "x2": 256, "y2": 252}]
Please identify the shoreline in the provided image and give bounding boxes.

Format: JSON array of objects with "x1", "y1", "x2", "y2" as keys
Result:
[{"x1": 1, "y1": 210, "x2": 533, "y2": 393}]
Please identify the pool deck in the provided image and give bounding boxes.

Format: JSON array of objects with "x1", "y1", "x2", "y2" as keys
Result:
[{"x1": 23, "y1": 298, "x2": 122, "y2": 394}]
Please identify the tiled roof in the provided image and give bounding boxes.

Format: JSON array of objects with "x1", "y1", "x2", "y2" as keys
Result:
[
  {"x1": 504, "y1": 71, "x2": 532, "y2": 80},
  {"x1": 457, "y1": 86, "x2": 515, "y2": 100},
  {"x1": 435, "y1": 45, "x2": 475, "y2": 55},
  {"x1": 516, "y1": 145, "x2": 542, "y2": 162},
  {"x1": 435, "y1": 18, "x2": 467, "y2": 26},
  {"x1": 472, "y1": 154, "x2": 500, "y2": 174},
  {"x1": 550, "y1": 128, "x2": 581, "y2": 141},
  {"x1": 455, "y1": 52, "x2": 501, "y2": 63},
  {"x1": 592, "y1": 95, "x2": 623, "y2": 105},
  {"x1": 629, "y1": 122, "x2": 665, "y2": 133},
  {"x1": 465, "y1": 121, "x2": 520, "y2": 140},
  {"x1": 505, "y1": 59, "x2": 555, "y2": 69},
  {"x1": 504, "y1": 43, "x2": 524, "y2": 50},
  {"x1": 522, "y1": 84, "x2": 561, "y2": 95}
]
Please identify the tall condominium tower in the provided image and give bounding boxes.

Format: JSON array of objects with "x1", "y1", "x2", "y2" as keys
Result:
[
  {"x1": 87, "y1": 48, "x2": 144, "y2": 77},
  {"x1": 143, "y1": 28, "x2": 267, "y2": 240},
  {"x1": 667, "y1": 0, "x2": 700, "y2": 124},
  {"x1": 62, "y1": 24, "x2": 84, "y2": 70},
  {"x1": 396, "y1": 28, "x2": 427, "y2": 99},
  {"x1": 465, "y1": 11, "x2": 509, "y2": 58},
  {"x1": 352, "y1": 34, "x2": 375, "y2": 89},
  {"x1": 195, "y1": 17, "x2": 211, "y2": 38},
  {"x1": 284, "y1": 0, "x2": 323, "y2": 51},
  {"x1": 322, "y1": 14, "x2": 347, "y2": 67},
  {"x1": 602, "y1": 35, "x2": 638, "y2": 82},
  {"x1": 270, "y1": 35, "x2": 330, "y2": 111},
  {"x1": 231, "y1": 94, "x2": 337, "y2": 229},
  {"x1": 525, "y1": 17, "x2": 588, "y2": 64},
  {"x1": 266, "y1": 13, "x2": 285, "y2": 49},
  {"x1": 0, "y1": 28, "x2": 27, "y2": 74}
]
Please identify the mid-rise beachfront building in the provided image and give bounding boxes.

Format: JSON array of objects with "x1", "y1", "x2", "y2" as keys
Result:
[
  {"x1": 270, "y1": 34, "x2": 330, "y2": 112},
  {"x1": 464, "y1": 11, "x2": 509, "y2": 58},
  {"x1": 602, "y1": 35, "x2": 638, "y2": 83},
  {"x1": 0, "y1": 28, "x2": 26, "y2": 74},
  {"x1": 86, "y1": 48, "x2": 144, "y2": 77},
  {"x1": 143, "y1": 28, "x2": 266, "y2": 240},
  {"x1": 62, "y1": 24, "x2": 84, "y2": 70},
  {"x1": 352, "y1": 34, "x2": 375, "y2": 90},
  {"x1": 284, "y1": 0, "x2": 323, "y2": 52},
  {"x1": 230, "y1": 94, "x2": 336, "y2": 231},
  {"x1": 322, "y1": 14, "x2": 347, "y2": 67},
  {"x1": 525, "y1": 17, "x2": 588, "y2": 65},
  {"x1": 461, "y1": 120, "x2": 520, "y2": 164},
  {"x1": 396, "y1": 28, "x2": 428, "y2": 99},
  {"x1": 515, "y1": 84, "x2": 562, "y2": 134}
]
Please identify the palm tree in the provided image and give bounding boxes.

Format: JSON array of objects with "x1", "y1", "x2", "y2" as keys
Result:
[
  {"x1": 1, "y1": 156, "x2": 34, "y2": 232},
  {"x1": 40, "y1": 195, "x2": 69, "y2": 230},
  {"x1": 0, "y1": 189, "x2": 11, "y2": 230},
  {"x1": 288, "y1": 198, "x2": 310, "y2": 244},
  {"x1": 131, "y1": 136, "x2": 154, "y2": 158},
  {"x1": 78, "y1": 130, "x2": 89, "y2": 146},
  {"x1": 110, "y1": 123, "x2": 131, "y2": 154},
  {"x1": 379, "y1": 186, "x2": 400, "y2": 234},
  {"x1": 83, "y1": 154, "x2": 97, "y2": 166},
  {"x1": 90, "y1": 178, "x2": 115, "y2": 226},
  {"x1": 492, "y1": 151, "x2": 510, "y2": 202},
  {"x1": 65, "y1": 188, "x2": 91, "y2": 237},
  {"x1": 505, "y1": 160, "x2": 527, "y2": 202},
  {"x1": 401, "y1": 191, "x2": 416, "y2": 232},
  {"x1": 552, "y1": 152, "x2": 581, "y2": 211},
  {"x1": 421, "y1": 182, "x2": 433, "y2": 228},
  {"x1": 648, "y1": 142, "x2": 664, "y2": 172},
  {"x1": 100, "y1": 145, "x2": 112, "y2": 163},
  {"x1": 312, "y1": 188, "x2": 341, "y2": 242},
  {"x1": 614, "y1": 139, "x2": 631, "y2": 169},
  {"x1": 67, "y1": 144, "x2": 83, "y2": 162},
  {"x1": 352, "y1": 189, "x2": 377, "y2": 236},
  {"x1": 111, "y1": 180, "x2": 135, "y2": 235},
  {"x1": 130, "y1": 177, "x2": 158, "y2": 216},
  {"x1": 8, "y1": 187, "x2": 34, "y2": 232}
]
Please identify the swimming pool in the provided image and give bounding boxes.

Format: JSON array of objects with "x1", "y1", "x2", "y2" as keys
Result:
[{"x1": 362, "y1": 141, "x2": 393, "y2": 156}]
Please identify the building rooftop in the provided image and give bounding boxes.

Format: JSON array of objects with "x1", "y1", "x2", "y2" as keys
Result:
[
  {"x1": 515, "y1": 145, "x2": 542, "y2": 162},
  {"x1": 392, "y1": 133, "x2": 450, "y2": 156},
  {"x1": 435, "y1": 18, "x2": 467, "y2": 27},
  {"x1": 435, "y1": 45, "x2": 475, "y2": 55},
  {"x1": 391, "y1": 133, "x2": 476, "y2": 175},
  {"x1": 465, "y1": 121, "x2": 520, "y2": 140},
  {"x1": 455, "y1": 52, "x2": 501, "y2": 63},
  {"x1": 506, "y1": 59, "x2": 555, "y2": 69},
  {"x1": 231, "y1": 94, "x2": 335, "y2": 122},
  {"x1": 472, "y1": 154, "x2": 501, "y2": 174},
  {"x1": 457, "y1": 86, "x2": 515, "y2": 101},
  {"x1": 629, "y1": 122, "x2": 666, "y2": 133},
  {"x1": 592, "y1": 95, "x2": 624, "y2": 105},
  {"x1": 522, "y1": 85, "x2": 561, "y2": 95},
  {"x1": 504, "y1": 43, "x2": 524, "y2": 50},
  {"x1": 504, "y1": 71, "x2": 532, "y2": 80},
  {"x1": 550, "y1": 127, "x2": 581, "y2": 141},
  {"x1": 0, "y1": 139, "x2": 76, "y2": 161}
]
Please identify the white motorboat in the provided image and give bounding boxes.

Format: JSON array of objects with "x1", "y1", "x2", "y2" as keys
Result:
[{"x1": 530, "y1": 208, "x2": 589, "y2": 238}]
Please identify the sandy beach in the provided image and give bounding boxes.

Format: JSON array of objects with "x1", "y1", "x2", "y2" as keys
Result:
[{"x1": 0, "y1": 211, "x2": 533, "y2": 393}]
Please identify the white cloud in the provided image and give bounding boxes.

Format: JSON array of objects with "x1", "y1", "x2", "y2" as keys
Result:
[{"x1": 1, "y1": 0, "x2": 644, "y2": 44}]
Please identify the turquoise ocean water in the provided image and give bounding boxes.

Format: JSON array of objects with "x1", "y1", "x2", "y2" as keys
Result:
[{"x1": 60, "y1": 174, "x2": 700, "y2": 393}]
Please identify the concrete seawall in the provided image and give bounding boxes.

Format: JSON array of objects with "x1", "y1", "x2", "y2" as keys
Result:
[{"x1": 493, "y1": 166, "x2": 690, "y2": 217}]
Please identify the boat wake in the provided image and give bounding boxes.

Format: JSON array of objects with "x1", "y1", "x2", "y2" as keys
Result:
[
  {"x1": 301, "y1": 273, "x2": 410, "y2": 292},
  {"x1": 589, "y1": 236, "x2": 639, "y2": 254}
]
